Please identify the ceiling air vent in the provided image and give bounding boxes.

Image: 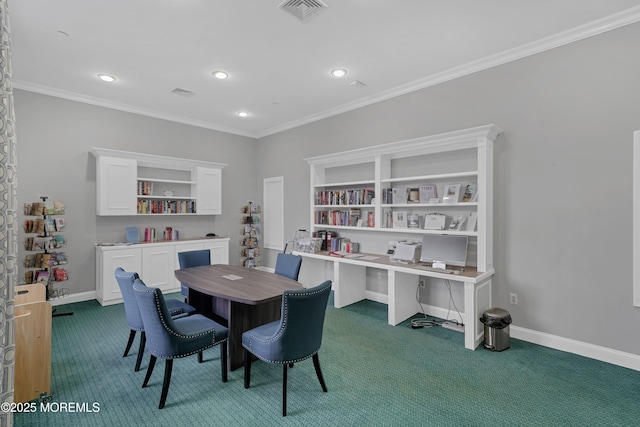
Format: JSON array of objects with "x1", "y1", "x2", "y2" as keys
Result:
[
  {"x1": 279, "y1": 0, "x2": 328, "y2": 23},
  {"x1": 171, "y1": 88, "x2": 195, "y2": 97}
]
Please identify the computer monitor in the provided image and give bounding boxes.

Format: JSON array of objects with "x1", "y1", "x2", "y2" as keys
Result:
[{"x1": 420, "y1": 234, "x2": 468, "y2": 267}]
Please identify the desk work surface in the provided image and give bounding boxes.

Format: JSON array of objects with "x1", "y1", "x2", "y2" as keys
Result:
[
  {"x1": 175, "y1": 264, "x2": 303, "y2": 305},
  {"x1": 295, "y1": 251, "x2": 491, "y2": 281}
]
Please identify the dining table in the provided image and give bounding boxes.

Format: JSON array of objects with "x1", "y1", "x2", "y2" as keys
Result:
[{"x1": 175, "y1": 264, "x2": 303, "y2": 371}]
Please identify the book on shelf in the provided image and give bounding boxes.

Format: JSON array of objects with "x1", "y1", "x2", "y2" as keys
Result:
[
  {"x1": 419, "y1": 184, "x2": 437, "y2": 203},
  {"x1": 448, "y1": 215, "x2": 467, "y2": 231},
  {"x1": 367, "y1": 211, "x2": 375, "y2": 227},
  {"x1": 465, "y1": 212, "x2": 478, "y2": 231},
  {"x1": 442, "y1": 184, "x2": 461, "y2": 204},
  {"x1": 44, "y1": 218, "x2": 56, "y2": 232},
  {"x1": 392, "y1": 187, "x2": 408, "y2": 204},
  {"x1": 53, "y1": 268, "x2": 69, "y2": 282},
  {"x1": 126, "y1": 226, "x2": 139, "y2": 243},
  {"x1": 54, "y1": 218, "x2": 66, "y2": 231},
  {"x1": 35, "y1": 270, "x2": 49, "y2": 284},
  {"x1": 461, "y1": 184, "x2": 477, "y2": 202},
  {"x1": 407, "y1": 213, "x2": 420, "y2": 228},
  {"x1": 424, "y1": 213, "x2": 446, "y2": 230}
]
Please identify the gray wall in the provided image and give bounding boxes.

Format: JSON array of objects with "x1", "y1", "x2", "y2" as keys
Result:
[
  {"x1": 256, "y1": 22, "x2": 640, "y2": 355},
  {"x1": 15, "y1": 91, "x2": 258, "y2": 296},
  {"x1": 14, "y1": 21, "x2": 640, "y2": 357}
]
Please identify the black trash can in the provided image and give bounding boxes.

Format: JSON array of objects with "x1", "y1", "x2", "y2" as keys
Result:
[{"x1": 480, "y1": 308, "x2": 512, "y2": 351}]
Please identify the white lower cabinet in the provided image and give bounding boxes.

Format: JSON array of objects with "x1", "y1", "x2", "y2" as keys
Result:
[{"x1": 96, "y1": 238, "x2": 230, "y2": 306}]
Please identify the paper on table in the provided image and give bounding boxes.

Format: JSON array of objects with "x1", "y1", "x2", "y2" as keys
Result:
[{"x1": 223, "y1": 274, "x2": 243, "y2": 280}]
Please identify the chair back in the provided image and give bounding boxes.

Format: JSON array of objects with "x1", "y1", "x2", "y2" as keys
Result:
[
  {"x1": 114, "y1": 267, "x2": 143, "y2": 331},
  {"x1": 275, "y1": 280, "x2": 332, "y2": 362},
  {"x1": 274, "y1": 253, "x2": 303, "y2": 281},
  {"x1": 178, "y1": 249, "x2": 211, "y2": 269},
  {"x1": 178, "y1": 249, "x2": 211, "y2": 297},
  {"x1": 132, "y1": 278, "x2": 179, "y2": 358}
]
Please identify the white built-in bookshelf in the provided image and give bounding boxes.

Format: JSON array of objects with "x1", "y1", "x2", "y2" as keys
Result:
[
  {"x1": 306, "y1": 124, "x2": 501, "y2": 272},
  {"x1": 91, "y1": 148, "x2": 226, "y2": 216}
]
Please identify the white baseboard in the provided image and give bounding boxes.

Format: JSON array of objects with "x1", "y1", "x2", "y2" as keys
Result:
[
  {"x1": 49, "y1": 291, "x2": 97, "y2": 307},
  {"x1": 511, "y1": 326, "x2": 640, "y2": 372}
]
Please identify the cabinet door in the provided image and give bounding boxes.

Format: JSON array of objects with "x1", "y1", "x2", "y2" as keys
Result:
[
  {"x1": 203, "y1": 240, "x2": 229, "y2": 265},
  {"x1": 142, "y1": 245, "x2": 177, "y2": 293},
  {"x1": 97, "y1": 247, "x2": 142, "y2": 305},
  {"x1": 96, "y1": 156, "x2": 137, "y2": 216},
  {"x1": 196, "y1": 167, "x2": 222, "y2": 215}
]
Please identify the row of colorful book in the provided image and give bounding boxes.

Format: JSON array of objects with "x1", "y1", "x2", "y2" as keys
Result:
[
  {"x1": 137, "y1": 199, "x2": 197, "y2": 214},
  {"x1": 315, "y1": 189, "x2": 374, "y2": 206}
]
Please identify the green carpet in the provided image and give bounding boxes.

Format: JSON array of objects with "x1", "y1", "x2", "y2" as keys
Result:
[{"x1": 14, "y1": 294, "x2": 640, "y2": 426}]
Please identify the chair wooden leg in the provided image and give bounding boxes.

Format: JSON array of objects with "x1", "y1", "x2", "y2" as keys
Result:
[
  {"x1": 282, "y1": 364, "x2": 288, "y2": 416},
  {"x1": 198, "y1": 350, "x2": 203, "y2": 363},
  {"x1": 134, "y1": 331, "x2": 146, "y2": 372},
  {"x1": 142, "y1": 355, "x2": 156, "y2": 388},
  {"x1": 221, "y1": 342, "x2": 228, "y2": 383},
  {"x1": 312, "y1": 354, "x2": 328, "y2": 392},
  {"x1": 123, "y1": 330, "x2": 136, "y2": 357},
  {"x1": 244, "y1": 348, "x2": 251, "y2": 389},
  {"x1": 159, "y1": 359, "x2": 173, "y2": 409}
]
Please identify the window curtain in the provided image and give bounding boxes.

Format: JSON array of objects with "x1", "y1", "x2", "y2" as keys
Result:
[{"x1": 0, "y1": 1, "x2": 18, "y2": 425}]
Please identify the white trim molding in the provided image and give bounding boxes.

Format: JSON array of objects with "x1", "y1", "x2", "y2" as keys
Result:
[
  {"x1": 512, "y1": 326, "x2": 640, "y2": 372},
  {"x1": 634, "y1": 131, "x2": 640, "y2": 307}
]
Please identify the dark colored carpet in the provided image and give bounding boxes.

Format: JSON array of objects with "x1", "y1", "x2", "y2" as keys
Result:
[{"x1": 15, "y1": 293, "x2": 640, "y2": 426}]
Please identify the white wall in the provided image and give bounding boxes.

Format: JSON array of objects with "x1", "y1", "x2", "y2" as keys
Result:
[
  {"x1": 255, "y1": 22, "x2": 640, "y2": 356},
  {"x1": 14, "y1": 91, "x2": 258, "y2": 295}
]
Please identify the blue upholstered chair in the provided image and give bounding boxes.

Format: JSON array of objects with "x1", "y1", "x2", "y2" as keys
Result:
[
  {"x1": 177, "y1": 249, "x2": 211, "y2": 298},
  {"x1": 274, "y1": 253, "x2": 303, "y2": 281},
  {"x1": 133, "y1": 278, "x2": 228, "y2": 409},
  {"x1": 114, "y1": 267, "x2": 196, "y2": 372},
  {"x1": 242, "y1": 280, "x2": 332, "y2": 416}
]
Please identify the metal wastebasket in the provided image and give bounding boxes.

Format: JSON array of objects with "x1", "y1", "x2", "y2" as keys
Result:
[{"x1": 480, "y1": 308, "x2": 512, "y2": 351}]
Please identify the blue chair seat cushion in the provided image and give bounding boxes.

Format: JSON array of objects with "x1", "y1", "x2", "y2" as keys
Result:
[
  {"x1": 151, "y1": 314, "x2": 228, "y2": 359},
  {"x1": 242, "y1": 320, "x2": 314, "y2": 364}
]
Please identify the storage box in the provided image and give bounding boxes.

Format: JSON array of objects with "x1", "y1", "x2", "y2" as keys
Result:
[{"x1": 294, "y1": 237, "x2": 323, "y2": 253}]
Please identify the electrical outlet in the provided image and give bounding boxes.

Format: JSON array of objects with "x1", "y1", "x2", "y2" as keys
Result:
[
  {"x1": 510, "y1": 293, "x2": 518, "y2": 305},
  {"x1": 419, "y1": 280, "x2": 425, "y2": 288}
]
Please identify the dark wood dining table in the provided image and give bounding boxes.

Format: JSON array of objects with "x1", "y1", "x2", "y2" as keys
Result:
[{"x1": 175, "y1": 264, "x2": 303, "y2": 371}]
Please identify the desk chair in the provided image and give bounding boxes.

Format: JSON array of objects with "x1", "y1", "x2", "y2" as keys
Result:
[
  {"x1": 114, "y1": 268, "x2": 196, "y2": 372},
  {"x1": 177, "y1": 249, "x2": 211, "y2": 299},
  {"x1": 274, "y1": 253, "x2": 302, "y2": 281},
  {"x1": 242, "y1": 280, "x2": 332, "y2": 416},
  {"x1": 133, "y1": 278, "x2": 228, "y2": 409}
]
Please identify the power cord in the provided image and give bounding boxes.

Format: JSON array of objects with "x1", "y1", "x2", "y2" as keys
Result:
[{"x1": 409, "y1": 279, "x2": 464, "y2": 329}]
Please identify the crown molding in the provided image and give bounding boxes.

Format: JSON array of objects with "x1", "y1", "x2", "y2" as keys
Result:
[
  {"x1": 13, "y1": 6, "x2": 640, "y2": 140},
  {"x1": 12, "y1": 81, "x2": 259, "y2": 139},
  {"x1": 256, "y1": 5, "x2": 640, "y2": 138}
]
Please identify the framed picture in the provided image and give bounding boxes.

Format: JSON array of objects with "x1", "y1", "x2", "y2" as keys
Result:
[
  {"x1": 442, "y1": 184, "x2": 460, "y2": 204},
  {"x1": 393, "y1": 211, "x2": 407, "y2": 228}
]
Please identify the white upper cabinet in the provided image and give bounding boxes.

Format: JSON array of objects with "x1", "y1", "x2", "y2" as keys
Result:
[{"x1": 92, "y1": 148, "x2": 226, "y2": 216}]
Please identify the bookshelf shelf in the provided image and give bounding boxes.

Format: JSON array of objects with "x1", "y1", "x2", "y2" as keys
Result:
[{"x1": 381, "y1": 171, "x2": 478, "y2": 183}]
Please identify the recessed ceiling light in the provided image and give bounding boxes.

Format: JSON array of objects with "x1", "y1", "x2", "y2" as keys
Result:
[
  {"x1": 97, "y1": 74, "x2": 116, "y2": 83},
  {"x1": 212, "y1": 71, "x2": 229, "y2": 80},
  {"x1": 330, "y1": 68, "x2": 347, "y2": 78},
  {"x1": 237, "y1": 111, "x2": 250, "y2": 118}
]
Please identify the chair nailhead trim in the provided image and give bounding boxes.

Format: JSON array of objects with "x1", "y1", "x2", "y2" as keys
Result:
[{"x1": 244, "y1": 284, "x2": 329, "y2": 364}]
